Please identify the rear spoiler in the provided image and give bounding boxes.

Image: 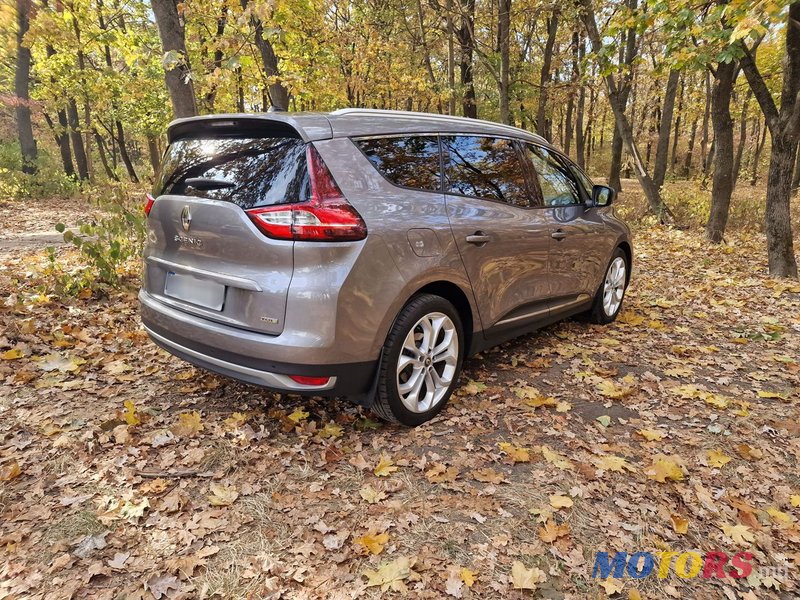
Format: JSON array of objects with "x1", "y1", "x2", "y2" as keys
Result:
[{"x1": 167, "y1": 113, "x2": 333, "y2": 144}]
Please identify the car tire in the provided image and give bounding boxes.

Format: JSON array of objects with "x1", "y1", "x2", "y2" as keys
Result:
[
  {"x1": 372, "y1": 294, "x2": 464, "y2": 426},
  {"x1": 588, "y1": 247, "x2": 629, "y2": 324}
]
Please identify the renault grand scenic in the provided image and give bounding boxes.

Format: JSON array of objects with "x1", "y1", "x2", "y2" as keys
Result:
[{"x1": 139, "y1": 109, "x2": 631, "y2": 425}]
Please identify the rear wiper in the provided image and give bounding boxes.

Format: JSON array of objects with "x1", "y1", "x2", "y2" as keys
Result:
[{"x1": 185, "y1": 177, "x2": 235, "y2": 190}]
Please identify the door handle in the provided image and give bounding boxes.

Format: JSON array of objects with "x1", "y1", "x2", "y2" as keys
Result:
[
  {"x1": 551, "y1": 230, "x2": 568, "y2": 240},
  {"x1": 466, "y1": 232, "x2": 490, "y2": 245}
]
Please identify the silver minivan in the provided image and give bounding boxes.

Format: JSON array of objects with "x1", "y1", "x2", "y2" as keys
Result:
[{"x1": 140, "y1": 109, "x2": 631, "y2": 425}]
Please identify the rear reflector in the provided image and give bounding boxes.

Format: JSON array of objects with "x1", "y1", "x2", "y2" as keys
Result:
[
  {"x1": 288, "y1": 375, "x2": 331, "y2": 386},
  {"x1": 144, "y1": 193, "x2": 155, "y2": 216},
  {"x1": 246, "y1": 145, "x2": 367, "y2": 242}
]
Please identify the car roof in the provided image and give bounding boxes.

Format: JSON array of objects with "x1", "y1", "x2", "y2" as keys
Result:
[{"x1": 167, "y1": 109, "x2": 554, "y2": 148}]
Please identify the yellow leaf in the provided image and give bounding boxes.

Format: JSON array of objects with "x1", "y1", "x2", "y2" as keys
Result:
[
  {"x1": 171, "y1": 411, "x2": 204, "y2": 437},
  {"x1": 288, "y1": 408, "x2": 309, "y2": 423},
  {"x1": 596, "y1": 379, "x2": 635, "y2": 399},
  {"x1": 510, "y1": 561, "x2": 546, "y2": 590},
  {"x1": 670, "y1": 514, "x2": 689, "y2": 534},
  {"x1": 594, "y1": 455, "x2": 635, "y2": 473},
  {"x1": 757, "y1": 390, "x2": 787, "y2": 400},
  {"x1": 722, "y1": 523, "x2": 754, "y2": 544},
  {"x1": 123, "y1": 400, "x2": 140, "y2": 426},
  {"x1": 706, "y1": 449, "x2": 732, "y2": 468},
  {"x1": 499, "y1": 442, "x2": 531, "y2": 463},
  {"x1": 766, "y1": 508, "x2": 793, "y2": 529},
  {"x1": 363, "y1": 557, "x2": 414, "y2": 592},
  {"x1": 636, "y1": 428, "x2": 664, "y2": 441},
  {"x1": 1, "y1": 348, "x2": 24, "y2": 360},
  {"x1": 461, "y1": 380, "x2": 487, "y2": 395},
  {"x1": 0, "y1": 460, "x2": 22, "y2": 481},
  {"x1": 317, "y1": 422, "x2": 343, "y2": 439},
  {"x1": 208, "y1": 483, "x2": 239, "y2": 506},
  {"x1": 645, "y1": 455, "x2": 685, "y2": 482},
  {"x1": 628, "y1": 590, "x2": 643, "y2": 600},
  {"x1": 460, "y1": 568, "x2": 476, "y2": 587},
  {"x1": 359, "y1": 484, "x2": 387, "y2": 504},
  {"x1": 355, "y1": 532, "x2": 389, "y2": 555},
  {"x1": 704, "y1": 393, "x2": 729, "y2": 409},
  {"x1": 538, "y1": 520, "x2": 570, "y2": 542},
  {"x1": 223, "y1": 412, "x2": 248, "y2": 430},
  {"x1": 374, "y1": 455, "x2": 398, "y2": 477},
  {"x1": 791, "y1": 495, "x2": 800, "y2": 508},
  {"x1": 549, "y1": 494, "x2": 574, "y2": 509},
  {"x1": 541, "y1": 445, "x2": 572, "y2": 470},
  {"x1": 555, "y1": 401, "x2": 572, "y2": 412},
  {"x1": 600, "y1": 579, "x2": 624, "y2": 596}
]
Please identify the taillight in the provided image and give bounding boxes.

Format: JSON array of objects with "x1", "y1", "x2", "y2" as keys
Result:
[
  {"x1": 247, "y1": 145, "x2": 367, "y2": 242},
  {"x1": 144, "y1": 193, "x2": 155, "y2": 216},
  {"x1": 288, "y1": 375, "x2": 331, "y2": 386}
]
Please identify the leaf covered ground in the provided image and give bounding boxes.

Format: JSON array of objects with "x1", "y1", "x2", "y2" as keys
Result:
[{"x1": 1, "y1": 195, "x2": 800, "y2": 599}]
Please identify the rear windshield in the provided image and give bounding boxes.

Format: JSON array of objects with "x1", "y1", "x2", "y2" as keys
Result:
[{"x1": 154, "y1": 137, "x2": 310, "y2": 209}]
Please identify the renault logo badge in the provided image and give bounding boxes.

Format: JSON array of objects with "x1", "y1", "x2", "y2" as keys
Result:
[{"x1": 181, "y1": 206, "x2": 192, "y2": 232}]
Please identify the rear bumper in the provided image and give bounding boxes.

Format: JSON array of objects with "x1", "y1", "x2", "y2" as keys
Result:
[{"x1": 140, "y1": 290, "x2": 377, "y2": 398}]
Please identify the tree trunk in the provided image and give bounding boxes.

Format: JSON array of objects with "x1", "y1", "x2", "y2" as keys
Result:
[
  {"x1": 738, "y1": 1, "x2": 800, "y2": 277},
  {"x1": 575, "y1": 33, "x2": 586, "y2": 168},
  {"x1": 706, "y1": 60, "x2": 736, "y2": 243},
  {"x1": 750, "y1": 119, "x2": 766, "y2": 185},
  {"x1": 457, "y1": 0, "x2": 477, "y2": 118},
  {"x1": 701, "y1": 70, "x2": 712, "y2": 175},
  {"x1": 535, "y1": 12, "x2": 559, "y2": 138},
  {"x1": 653, "y1": 69, "x2": 679, "y2": 190},
  {"x1": 67, "y1": 99, "x2": 89, "y2": 180},
  {"x1": 497, "y1": 0, "x2": 511, "y2": 123},
  {"x1": 56, "y1": 108, "x2": 74, "y2": 177},
  {"x1": 792, "y1": 144, "x2": 800, "y2": 192},
  {"x1": 732, "y1": 89, "x2": 751, "y2": 188},
  {"x1": 446, "y1": 0, "x2": 456, "y2": 115},
  {"x1": 93, "y1": 130, "x2": 117, "y2": 180},
  {"x1": 608, "y1": 1, "x2": 637, "y2": 191},
  {"x1": 671, "y1": 74, "x2": 684, "y2": 172},
  {"x1": 147, "y1": 136, "x2": 161, "y2": 177},
  {"x1": 580, "y1": 0, "x2": 667, "y2": 218},
  {"x1": 240, "y1": 0, "x2": 289, "y2": 110},
  {"x1": 151, "y1": 0, "x2": 198, "y2": 118},
  {"x1": 115, "y1": 121, "x2": 139, "y2": 183},
  {"x1": 683, "y1": 117, "x2": 697, "y2": 178},
  {"x1": 15, "y1": 0, "x2": 37, "y2": 174}
]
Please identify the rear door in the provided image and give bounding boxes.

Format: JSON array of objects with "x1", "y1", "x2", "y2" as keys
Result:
[
  {"x1": 522, "y1": 143, "x2": 602, "y2": 302},
  {"x1": 143, "y1": 122, "x2": 310, "y2": 335},
  {"x1": 443, "y1": 135, "x2": 551, "y2": 330}
]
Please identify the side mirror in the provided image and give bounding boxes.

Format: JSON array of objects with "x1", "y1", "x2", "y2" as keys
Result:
[{"x1": 591, "y1": 184, "x2": 616, "y2": 207}]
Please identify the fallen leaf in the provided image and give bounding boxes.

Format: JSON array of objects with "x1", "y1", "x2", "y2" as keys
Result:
[
  {"x1": 0, "y1": 460, "x2": 21, "y2": 481},
  {"x1": 791, "y1": 495, "x2": 800, "y2": 508},
  {"x1": 510, "y1": 560, "x2": 546, "y2": 590},
  {"x1": 355, "y1": 531, "x2": 389, "y2": 555},
  {"x1": 146, "y1": 574, "x2": 180, "y2": 599},
  {"x1": 645, "y1": 455, "x2": 685, "y2": 482},
  {"x1": 374, "y1": 455, "x2": 398, "y2": 477},
  {"x1": 538, "y1": 520, "x2": 570, "y2": 542},
  {"x1": 359, "y1": 484, "x2": 387, "y2": 504},
  {"x1": 460, "y1": 568, "x2": 476, "y2": 587},
  {"x1": 498, "y1": 442, "x2": 530, "y2": 463},
  {"x1": 670, "y1": 514, "x2": 689, "y2": 534},
  {"x1": 119, "y1": 498, "x2": 149, "y2": 521},
  {"x1": 549, "y1": 494, "x2": 574, "y2": 509},
  {"x1": 363, "y1": 556, "x2": 415, "y2": 592},
  {"x1": 288, "y1": 408, "x2": 309, "y2": 423},
  {"x1": 766, "y1": 507, "x2": 793, "y2": 529},
  {"x1": 471, "y1": 468, "x2": 505, "y2": 484},
  {"x1": 1, "y1": 348, "x2": 24, "y2": 360},
  {"x1": 722, "y1": 523, "x2": 755, "y2": 544},
  {"x1": 706, "y1": 449, "x2": 732, "y2": 468},
  {"x1": 122, "y1": 400, "x2": 140, "y2": 426},
  {"x1": 208, "y1": 483, "x2": 239, "y2": 506},
  {"x1": 541, "y1": 445, "x2": 572, "y2": 470},
  {"x1": 636, "y1": 428, "x2": 664, "y2": 441},
  {"x1": 594, "y1": 455, "x2": 634, "y2": 472},
  {"x1": 171, "y1": 411, "x2": 204, "y2": 437}
]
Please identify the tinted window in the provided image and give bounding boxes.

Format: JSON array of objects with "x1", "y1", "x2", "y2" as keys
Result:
[
  {"x1": 443, "y1": 136, "x2": 530, "y2": 207},
  {"x1": 154, "y1": 137, "x2": 310, "y2": 210},
  {"x1": 525, "y1": 145, "x2": 580, "y2": 206},
  {"x1": 571, "y1": 165, "x2": 593, "y2": 198},
  {"x1": 356, "y1": 136, "x2": 441, "y2": 191}
]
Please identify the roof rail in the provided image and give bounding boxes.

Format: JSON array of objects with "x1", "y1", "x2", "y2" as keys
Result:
[{"x1": 329, "y1": 108, "x2": 548, "y2": 144}]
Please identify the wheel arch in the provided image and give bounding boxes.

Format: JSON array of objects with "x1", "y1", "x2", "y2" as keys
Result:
[
  {"x1": 409, "y1": 280, "x2": 475, "y2": 357},
  {"x1": 617, "y1": 240, "x2": 633, "y2": 286}
]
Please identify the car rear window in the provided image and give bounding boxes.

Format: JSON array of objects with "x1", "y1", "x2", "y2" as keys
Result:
[
  {"x1": 356, "y1": 136, "x2": 441, "y2": 192},
  {"x1": 154, "y1": 136, "x2": 310, "y2": 210}
]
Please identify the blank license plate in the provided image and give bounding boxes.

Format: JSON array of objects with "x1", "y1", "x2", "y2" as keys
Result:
[{"x1": 164, "y1": 271, "x2": 226, "y2": 311}]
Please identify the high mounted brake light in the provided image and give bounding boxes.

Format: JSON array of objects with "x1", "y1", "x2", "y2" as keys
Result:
[{"x1": 246, "y1": 145, "x2": 367, "y2": 242}]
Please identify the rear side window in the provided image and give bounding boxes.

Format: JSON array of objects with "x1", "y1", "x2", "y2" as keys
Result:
[
  {"x1": 154, "y1": 137, "x2": 310, "y2": 210},
  {"x1": 525, "y1": 144, "x2": 581, "y2": 207},
  {"x1": 442, "y1": 136, "x2": 530, "y2": 207},
  {"x1": 356, "y1": 136, "x2": 441, "y2": 192}
]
